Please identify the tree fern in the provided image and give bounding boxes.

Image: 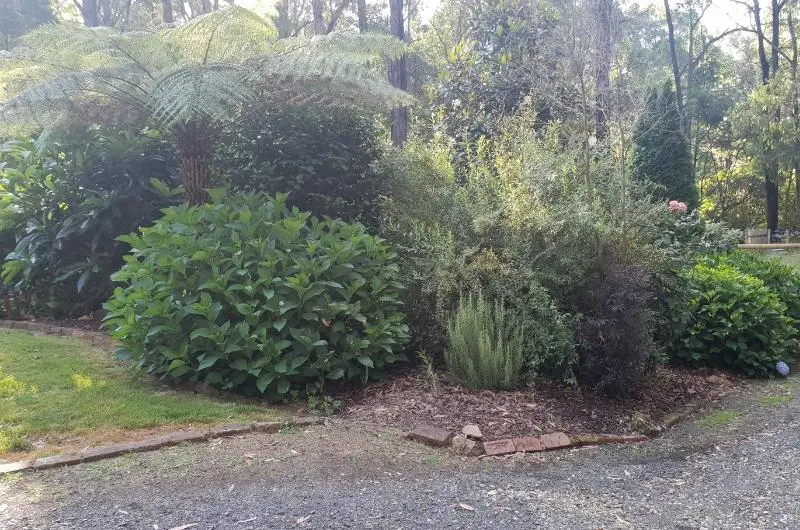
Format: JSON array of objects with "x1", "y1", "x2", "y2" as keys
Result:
[{"x1": 0, "y1": 6, "x2": 411, "y2": 204}]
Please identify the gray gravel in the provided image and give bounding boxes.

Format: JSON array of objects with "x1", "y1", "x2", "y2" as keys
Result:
[{"x1": 2, "y1": 377, "x2": 799, "y2": 530}]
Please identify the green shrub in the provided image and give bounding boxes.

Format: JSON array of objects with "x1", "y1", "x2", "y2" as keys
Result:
[
  {"x1": 104, "y1": 192, "x2": 409, "y2": 399},
  {"x1": 670, "y1": 263, "x2": 795, "y2": 376},
  {"x1": 217, "y1": 106, "x2": 385, "y2": 227},
  {"x1": 445, "y1": 292, "x2": 523, "y2": 390},
  {"x1": 704, "y1": 251, "x2": 800, "y2": 323}
]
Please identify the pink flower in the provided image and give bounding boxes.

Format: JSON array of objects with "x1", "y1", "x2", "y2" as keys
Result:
[{"x1": 668, "y1": 200, "x2": 688, "y2": 214}]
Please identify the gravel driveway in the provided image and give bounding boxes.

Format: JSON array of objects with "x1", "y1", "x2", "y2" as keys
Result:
[{"x1": 2, "y1": 377, "x2": 798, "y2": 530}]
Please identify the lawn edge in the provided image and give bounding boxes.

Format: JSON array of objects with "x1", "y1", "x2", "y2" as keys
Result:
[{"x1": 0, "y1": 418, "x2": 323, "y2": 474}]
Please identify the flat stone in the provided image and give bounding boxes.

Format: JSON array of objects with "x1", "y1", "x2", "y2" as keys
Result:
[
  {"x1": 165, "y1": 430, "x2": 207, "y2": 444},
  {"x1": 208, "y1": 424, "x2": 252, "y2": 438},
  {"x1": 407, "y1": 426, "x2": 454, "y2": 447},
  {"x1": 512, "y1": 436, "x2": 545, "y2": 452},
  {"x1": 707, "y1": 375, "x2": 730, "y2": 385},
  {"x1": 482, "y1": 439, "x2": 516, "y2": 456},
  {"x1": 450, "y1": 434, "x2": 482, "y2": 456},
  {"x1": 462, "y1": 424, "x2": 483, "y2": 441},
  {"x1": 539, "y1": 432, "x2": 571, "y2": 450},
  {"x1": 0, "y1": 461, "x2": 32, "y2": 474},
  {"x1": 13, "y1": 321, "x2": 29, "y2": 330},
  {"x1": 32, "y1": 453, "x2": 83, "y2": 470}
]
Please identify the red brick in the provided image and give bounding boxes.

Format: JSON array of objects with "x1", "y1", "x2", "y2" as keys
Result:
[
  {"x1": 512, "y1": 436, "x2": 545, "y2": 453},
  {"x1": 407, "y1": 426, "x2": 454, "y2": 447},
  {"x1": 482, "y1": 439, "x2": 516, "y2": 456},
  {"x1": 539, "y1": 432, "x2": 571, "y2": 450}
]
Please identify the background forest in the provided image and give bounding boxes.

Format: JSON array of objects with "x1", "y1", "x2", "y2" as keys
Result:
[{"x1": 1, "y1": 0, "x2": 799, "y2": 401}]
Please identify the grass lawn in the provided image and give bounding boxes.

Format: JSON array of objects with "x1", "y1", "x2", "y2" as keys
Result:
[{"x1": 0, "y1": 330, "x2": 281, "y2": 456}]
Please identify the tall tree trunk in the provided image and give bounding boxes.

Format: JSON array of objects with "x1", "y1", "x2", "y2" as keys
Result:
[
  {"x1": 326, "y1": 0, "x2": 351, "y2": 33},
  {"x1": 81, "y1": 0, "x2": 99, "y2": 27},
  {"x1": 664, "y1": 0, "x2": 683, "y2": 117},
  {"x1": 357, "y1": 0, "x2": 368, "y2": 32},
  {"x1": 754, "y1": 0, "x2": 780, "y2": 238},
  {"x1": 99, "y1": 0, "x2": 112, "y2": 25},
  {"x1": 176, "y1": 122, "x2": 213, "y2": 205},
  {"x1": 771, "y1": 0, "x2": 780, "y2": 75},
  {"x1": 276, "y1": 0, "x2": 291, "y2": 38},
  {"x1": 388, "y1": 0, "x2": 408, "y2": 146},
  {"x1": 312, "y1": 0, "x2": 325, "y2": 35},
  {"x1": 161, "y1": 0, "x2": 174, "y2": 23},
  {"x1": 593, "y1": 0, "x2": 613, "y2": 141},
  {"x1": 201, "y1": 0, "x2": 212, "y2": 14}
]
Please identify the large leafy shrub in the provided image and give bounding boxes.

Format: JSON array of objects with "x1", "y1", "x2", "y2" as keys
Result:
[
  {"x1": 0, "y1": 128, "x2": 176, "y2": 317},
  {"x1": 669, "y1": 263, "x2": 795, "y2": 376},
  {"x1": 704, "y1": 251, "x2": 800, "y2": 323},
  {"x1": 104, "y1": 192, "x2": 409, "y2": 399},
  {"x1": 445, "y1": 291, "x2": 523, "y2": 390}
]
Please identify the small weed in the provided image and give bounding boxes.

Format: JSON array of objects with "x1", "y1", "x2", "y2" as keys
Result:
[
  {"x1": 279, "y1": 425, "x2": 300, "y2": 435},
  {"x1": 760, "y1": 394, "x2": 794, "y2": 408},
  {"x1": 417, "y1": 350, "x2": 439, "y2": 394},
  {"x1": 423, "y1": 453, "x2": 440, "y2": 466},
  {"x1": 696, "y1": 410, "x2": 742, "y2": 428},
  {"x1": 1, "y1": 472, "x2": 21, "y2": 484},
  {"x1": 307, "y1": 394, "x2": 341, "y2": 416}
]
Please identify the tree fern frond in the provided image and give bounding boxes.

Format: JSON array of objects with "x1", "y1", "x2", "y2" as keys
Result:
[
  {"x1": 165, "y1": 6, "x2": 277, "y2": 64},
  {"x1": 150, "y1": 64, "x2": 253, "y2": 128}
]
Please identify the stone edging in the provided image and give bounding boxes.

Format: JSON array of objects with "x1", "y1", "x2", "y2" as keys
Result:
[
  {"x1": 0, "y1": 418, "x2": 323, "y2": 475},
  {"x1": 0, "y1": 319, "x2": 115, "y2": 347},
  {"x1": 406, "y1": 400, "x2": 705, "y2": 458}
]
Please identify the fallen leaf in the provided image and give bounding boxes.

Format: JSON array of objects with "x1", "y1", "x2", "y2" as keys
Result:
[
  {"x1": 452, "y1": 503, "x2": 474, "y2": 512},
  {"x1": 296, "y1": 514, "x2": 313, "y2": 524},
  {"x1": 168, "y1": 524, "x2": 198, "y2": 530},
  {"x1": 244, "y1": 454, "x2": 255, "y2": 459},
  {"x1": 237, "y1": 517, "x2": 257, "y2": 523},
  {"x1": 227, "y1": 484, "x2": 235, "y2": 492}
]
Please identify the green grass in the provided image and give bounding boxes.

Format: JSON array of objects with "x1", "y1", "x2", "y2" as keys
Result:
[
  {"x1": 696, "y1": 410, "x2": 742, "y2": 428},
  {"x1": 0, "y1": 330, "x2": 279, "y2": 455},
  {"x1": 759, "y1": 394, "x2": 794, "y2": 408}
]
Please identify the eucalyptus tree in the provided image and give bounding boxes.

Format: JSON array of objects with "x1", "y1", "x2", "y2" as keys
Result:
[{"x1": 0, "y1": 6, "x2": 409, "y2": 204}]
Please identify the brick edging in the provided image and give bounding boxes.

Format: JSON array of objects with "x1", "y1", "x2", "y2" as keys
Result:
[
  {"x1": 0, "y1": 418, "x2": 323, "y2": 474},
  {"x1": 0, "y1": 319, "x2": 116, "y2": 347},
  {"x1": 407, "y1": 401, "x2": 705, "y2": 458}
]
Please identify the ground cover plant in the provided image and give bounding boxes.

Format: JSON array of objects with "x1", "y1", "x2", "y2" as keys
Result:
[{"x1": 0, "y1": 330, "x2": 279, "y2": 455}]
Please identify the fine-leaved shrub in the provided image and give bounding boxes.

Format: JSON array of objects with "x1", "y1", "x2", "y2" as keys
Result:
[
  {"x1": 104, "y1": 192, "x2": 409, "y2": 399},
  {"x1": 445, "y1": 291, "x2": 523, "y2": 390},
  {"x1": 670, "y1": 263, "x2": 795, "y2": 376}
]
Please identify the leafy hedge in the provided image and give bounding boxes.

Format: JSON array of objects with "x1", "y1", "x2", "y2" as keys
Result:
[
  {"x1": 669, "y1": 263, "x2": 795, "y2": 376},
  {"x1": 104, "y1": 192, "x2": 409, "y2": 399}
]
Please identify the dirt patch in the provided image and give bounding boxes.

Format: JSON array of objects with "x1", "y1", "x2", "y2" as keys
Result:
[{"x1": 340, "y1": 366, "x2": 743, "y2": 439}]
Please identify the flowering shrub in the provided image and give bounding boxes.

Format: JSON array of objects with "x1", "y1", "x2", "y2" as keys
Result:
[{"x1": 668, "y1": 200, "x2": 688, "y2": 214}]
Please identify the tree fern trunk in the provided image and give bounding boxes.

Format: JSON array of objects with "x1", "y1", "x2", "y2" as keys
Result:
[
  {"x1": 388, "y1": 0, "x2": 408, "y2": 147},
  {"x1": 176, "y1": 123, "x2": 212, "y2": 205},
  {"x1": 161, "y1": 0, "x2": 173, "y2": 23}
]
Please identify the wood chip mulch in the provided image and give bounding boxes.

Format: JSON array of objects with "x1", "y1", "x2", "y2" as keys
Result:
[{"x1": 340, "y1": 366, "x2": 742, "y2": 439}]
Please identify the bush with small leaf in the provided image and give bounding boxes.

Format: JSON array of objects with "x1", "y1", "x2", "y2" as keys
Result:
[
  {"x1": 445, "y1": 291, "x2": 523, "y2": 390},
  {"x1": 104, "y1": 192, "x2": 409, "y2": 399},
  {"x1": 669, "y1": 263, "x2": 795, "y2": 376}
]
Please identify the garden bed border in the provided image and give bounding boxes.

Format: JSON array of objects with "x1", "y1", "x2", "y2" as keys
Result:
[
  {"x1": 0, "y1": 418, "x2": 323, "y2": 475},
  {"x1": 0, "y1": 319, "x2": 115, "y2": 347}
]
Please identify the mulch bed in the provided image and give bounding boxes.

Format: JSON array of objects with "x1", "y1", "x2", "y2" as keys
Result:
[
  {"x1": 4, "y1": 316, "x2": 103, "y2": 331},
  {"x1": 340, "y1": 366, "x2": 742, "y2": 439}
]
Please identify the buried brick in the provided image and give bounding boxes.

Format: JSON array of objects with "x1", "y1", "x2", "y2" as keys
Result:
[
  {"x1": 539, "y1": 432, "x2": 571, "y2": 450},
  {"x1": 483, "y1": 439, "x2": 516, "y2": 456},
  {"x1": 407, "y1": 426, "x2": 454, "y2": 447},
  {"x1": 512, "y1": 436, "x2": 545, "y2": 453}
]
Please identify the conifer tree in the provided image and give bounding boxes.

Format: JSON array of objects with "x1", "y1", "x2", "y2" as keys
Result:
[{"x1": 631, "y1": 81, "x2": 697, "y2": 208}]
